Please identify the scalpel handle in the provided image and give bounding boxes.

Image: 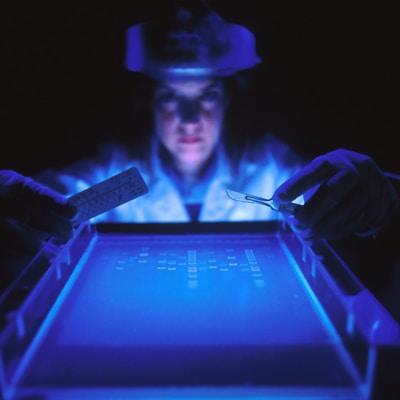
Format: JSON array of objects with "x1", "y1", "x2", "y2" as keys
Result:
[{"x1": 276, "y1": 202, "x2": 302, "y2": 214}]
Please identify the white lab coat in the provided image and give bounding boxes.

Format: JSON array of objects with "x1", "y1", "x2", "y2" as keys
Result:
[{"x1": 36, "y1": 133, "x2": 303, "y2": 223}]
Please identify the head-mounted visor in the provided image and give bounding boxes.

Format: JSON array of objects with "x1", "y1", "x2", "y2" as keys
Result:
[{"x1": 125, "y1": 11, "x2": 261, "y2": 79}]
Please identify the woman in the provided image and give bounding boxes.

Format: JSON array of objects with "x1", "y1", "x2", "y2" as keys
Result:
[
  {"x1": 1, "y1": 7, "x2": 398, "y2": 271},
  {"x1": 34, "y1": 8, "x2": 303, "y2": 223}
]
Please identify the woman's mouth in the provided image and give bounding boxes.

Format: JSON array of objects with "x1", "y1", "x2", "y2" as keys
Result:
[{"x1": 180, "y1": 136, "x2": 202, "y2": 144}]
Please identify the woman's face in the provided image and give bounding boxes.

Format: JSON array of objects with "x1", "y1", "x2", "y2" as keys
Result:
[{"x1": 153, "y1": 78, "x2": 227, "y2": 174}]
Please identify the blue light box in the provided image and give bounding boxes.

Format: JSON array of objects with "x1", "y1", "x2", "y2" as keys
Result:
[{"x1": 1, "y1": 221, "x2": 399, "y2": 399}]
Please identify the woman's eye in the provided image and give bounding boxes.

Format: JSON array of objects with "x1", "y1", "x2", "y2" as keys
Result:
[
  {"x1": 155, "y1": 91, "x2": 178, "y2": 105},
  {"x1": 201, "y1": 90, "x2": 222, "y2": 103}
]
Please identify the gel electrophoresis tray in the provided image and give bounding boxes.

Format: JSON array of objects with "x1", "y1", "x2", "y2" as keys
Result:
[{"x1": 1, "y1": 221, "x2": 399, "y2": 399}]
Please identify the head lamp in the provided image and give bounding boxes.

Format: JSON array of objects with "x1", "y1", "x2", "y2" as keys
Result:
[{"x1": 125, "y1": 10, "x2": 261, "y2": 79}]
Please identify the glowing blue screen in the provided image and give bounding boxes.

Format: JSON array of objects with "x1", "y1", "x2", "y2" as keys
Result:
[{"x1": 20, "y1": 232, "x2": 355, "y2": 389}]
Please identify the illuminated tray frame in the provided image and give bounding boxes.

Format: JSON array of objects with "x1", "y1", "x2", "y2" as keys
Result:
[{"x1": 0, "y1": 220, "x2": 399, "y2": 400}]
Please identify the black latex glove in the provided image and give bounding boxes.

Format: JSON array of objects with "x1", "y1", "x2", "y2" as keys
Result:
[
  {"x1": 0, "y1": 170, "x2": 78, "y2": 263},
  {"x1": 272, "y1": 149, "x2": 399, "y2": 240}
]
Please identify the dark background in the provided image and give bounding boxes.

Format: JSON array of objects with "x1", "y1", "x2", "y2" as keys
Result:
[{"x1": 1, "y1": 0, "x2": 399, "y2": 176}]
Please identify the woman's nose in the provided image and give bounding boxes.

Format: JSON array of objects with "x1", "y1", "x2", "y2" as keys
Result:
[{"x1": 178, "y1": 99, "x2": 201, "y2": 123}]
